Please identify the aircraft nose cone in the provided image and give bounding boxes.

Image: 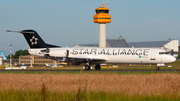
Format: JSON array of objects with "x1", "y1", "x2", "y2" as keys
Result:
[{"x1": 170, "y1": 56, "x2": 176, "y2": 63}]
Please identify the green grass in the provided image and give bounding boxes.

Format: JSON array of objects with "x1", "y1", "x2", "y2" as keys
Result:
[
  {"x1": 0, "y1": 60, "x2": 180, "y2": 74},
  {"x1": 0, "y1": 70, "x2": 180, "y2": 100},
  {"x1": 0, "y1": 70, "x2": 180, "y2": 75},
  {"x1": 0, "y1": 89, "x2": 179, "y2": 101},
  {"x1": 103, "y1": 66, "x2": 180, "y2": 70}
]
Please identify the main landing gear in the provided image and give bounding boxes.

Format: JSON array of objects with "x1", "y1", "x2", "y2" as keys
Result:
[
  {"x1": 84, "y1": 64, "x2": 101, "y2": 70},
  {"x1": 85, "y1": 65, "x2": 91, "y2": 70},
  {"x1": 95, "y1": 65, "x2": 101, "y2": 70}
]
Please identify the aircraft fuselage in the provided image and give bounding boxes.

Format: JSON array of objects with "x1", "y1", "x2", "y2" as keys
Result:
[{"x1": 29, "y1": 47, "x2": 176, "y2": 65}]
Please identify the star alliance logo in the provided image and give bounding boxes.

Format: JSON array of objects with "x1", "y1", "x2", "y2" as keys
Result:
[{"x1": 30, "y1": 36, "x2": 38, "y2": 45}]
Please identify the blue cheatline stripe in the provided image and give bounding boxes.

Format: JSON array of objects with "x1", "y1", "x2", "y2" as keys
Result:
[{"x1": 0, "y1": 51, "x2": 7, "y2": 59}]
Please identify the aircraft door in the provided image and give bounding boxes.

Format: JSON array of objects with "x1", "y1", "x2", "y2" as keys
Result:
[
  {"x1": 161, "y1": 56, "x2": 163, "y2": 63},
  {"x1": 150, "y1": 52, "x2": 156, "y2": 60},
  {"x1": 66, "y1": 50, "x2": 69, "y2": 57}
]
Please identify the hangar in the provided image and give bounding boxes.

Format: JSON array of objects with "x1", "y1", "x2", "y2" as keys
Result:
[{"x1": 72, "y1": 36, "x2": 179, "y2": 58}]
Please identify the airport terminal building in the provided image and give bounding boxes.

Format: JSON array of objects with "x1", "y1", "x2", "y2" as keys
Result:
[{"x1": 19, "y1": 55, "x2": 64, "y2": 65}]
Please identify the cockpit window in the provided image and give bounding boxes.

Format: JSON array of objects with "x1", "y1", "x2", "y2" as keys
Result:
[
  {"x1": 165, "y1": 52, "x2": 169, "y2": 54},
  {"x1": 159, "y1": 52, "x2": 169, "y2": 55}
]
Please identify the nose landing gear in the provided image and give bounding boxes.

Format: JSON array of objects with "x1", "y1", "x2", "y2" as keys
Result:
[{"x1": 156, "y1": 67, "x2": 160, "y2": 70}]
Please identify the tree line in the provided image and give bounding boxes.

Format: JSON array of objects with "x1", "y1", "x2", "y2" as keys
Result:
[{"x1": 7, "y1": 49, "x2": 29, "y2": 59}]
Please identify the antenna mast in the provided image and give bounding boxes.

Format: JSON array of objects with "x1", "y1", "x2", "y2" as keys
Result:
[{"x1": 106, "y1": 0, "x2": 108, "y2": 8}]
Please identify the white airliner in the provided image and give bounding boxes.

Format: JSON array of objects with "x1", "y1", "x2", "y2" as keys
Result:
[
  {"x1": 7, "y1": 30, "x2": 176, "y2": 70},
  {"x1": 45, "y1": 63, "x2": 58, "y2": 68},
  {"x1": 45, "y1": 63, "x2": 52, "y2": 67}
]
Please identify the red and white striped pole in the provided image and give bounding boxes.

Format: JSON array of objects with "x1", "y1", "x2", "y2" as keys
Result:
[
  {"x1": 10, "y1": 44, "x2": 12, "y2": 68},
  {"x1": 29, "y1": 54, "x2": 33, "y2": 67}
]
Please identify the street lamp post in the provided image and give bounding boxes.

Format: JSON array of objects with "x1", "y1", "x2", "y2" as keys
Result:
[{"x1": 9, "y1": 44, "x2": 12, "y2": 68}]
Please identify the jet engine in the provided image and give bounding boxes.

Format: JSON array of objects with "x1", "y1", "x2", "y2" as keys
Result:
[{"x1": 44, "y1": 49, "x2": 69, "y2": 58}]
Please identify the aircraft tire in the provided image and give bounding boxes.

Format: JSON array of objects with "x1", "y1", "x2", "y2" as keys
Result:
[
  {"x1": 85, "y1": 65, "x2": 90, "y2": 70},
  {"x1": 95, "y1": 65, "x2": 101, "y2": 70},
  {"x1": 156, "y1": 67, "x2": 160, "y2": 70}
]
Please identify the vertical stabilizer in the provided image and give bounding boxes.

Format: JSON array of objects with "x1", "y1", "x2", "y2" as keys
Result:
[
  {"x1": 0, "y1": 51, "x2": 7, "y2": 60},
  {"x1": 7, "y1": 29, "x2": 48, "y2": 48},
  {"x1": 7, "y1": 29, "x2": 60, "y2": 48},
  {"x1": 20, "y1": 30, "x2": 47, "y2": 48}
]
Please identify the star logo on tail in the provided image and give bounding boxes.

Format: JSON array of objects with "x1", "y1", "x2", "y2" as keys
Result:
[{"x1": 30, "y1": 36, "x2": 38, "y2": 45}]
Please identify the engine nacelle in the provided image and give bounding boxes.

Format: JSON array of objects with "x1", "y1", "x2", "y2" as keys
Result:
[{"x1": 48, "y1": 49, "x2": 68, "y2": 57}]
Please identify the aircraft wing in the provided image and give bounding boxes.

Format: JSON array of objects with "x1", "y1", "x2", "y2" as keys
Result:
[{"x1": 65, "y1": 57, "x2": 108, "y2": 65}]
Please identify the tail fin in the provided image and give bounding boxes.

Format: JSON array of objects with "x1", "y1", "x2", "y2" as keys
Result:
[
  {"x1": 7, "y1": 29, "x2": 60, "y2": 48},
  {"x1": 21, "y1": 30, "x2": 47, "y2": 48},
  {"x1": 0, "y1": 51, "x2": 7, "y2": 60}
]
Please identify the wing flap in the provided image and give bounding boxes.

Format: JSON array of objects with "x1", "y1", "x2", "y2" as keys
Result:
[
  {"x1": 68, "y1": 57, "x2": 108, "y2": 61},
  {"x1": 65, "y1": 57, "x2": 108, "y2": 65}
]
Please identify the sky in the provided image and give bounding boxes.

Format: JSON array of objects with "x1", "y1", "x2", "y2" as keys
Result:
[{"x1": 0, "y1": 0, "x2": 180, "y2": 56}]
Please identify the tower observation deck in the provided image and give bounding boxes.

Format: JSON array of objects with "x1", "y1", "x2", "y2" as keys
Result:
[
  {"x1": 93, "y1": 3, "x2": 111, "y2": 47},
  {"x1": 93, "y1": 4, "x2": 111, "y2": 23}
]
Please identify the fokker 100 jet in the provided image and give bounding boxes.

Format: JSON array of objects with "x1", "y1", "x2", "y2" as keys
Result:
[{"x1": 7, "y1": 30, "x2": 176, "y2": 70}]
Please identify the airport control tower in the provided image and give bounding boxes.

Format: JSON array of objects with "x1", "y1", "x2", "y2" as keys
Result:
[{"x1": 93, "y1": 2, "x2": 111, "y2": 47}]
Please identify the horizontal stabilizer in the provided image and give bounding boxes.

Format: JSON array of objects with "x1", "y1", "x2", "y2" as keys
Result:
[{"x1": 46, "y1": 43, "x2": 61, "y2": 48}]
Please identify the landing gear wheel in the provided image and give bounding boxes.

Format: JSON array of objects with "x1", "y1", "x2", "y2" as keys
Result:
[
  {"x1": 156, "y1": 67, "x2": 160, "y2": 70},
  {"x1": 95, "y1": 65, "x2": 101, "y2": 70},
  {"x1": 85, "y1": 65, "x2": 90, "y2": 70}
]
